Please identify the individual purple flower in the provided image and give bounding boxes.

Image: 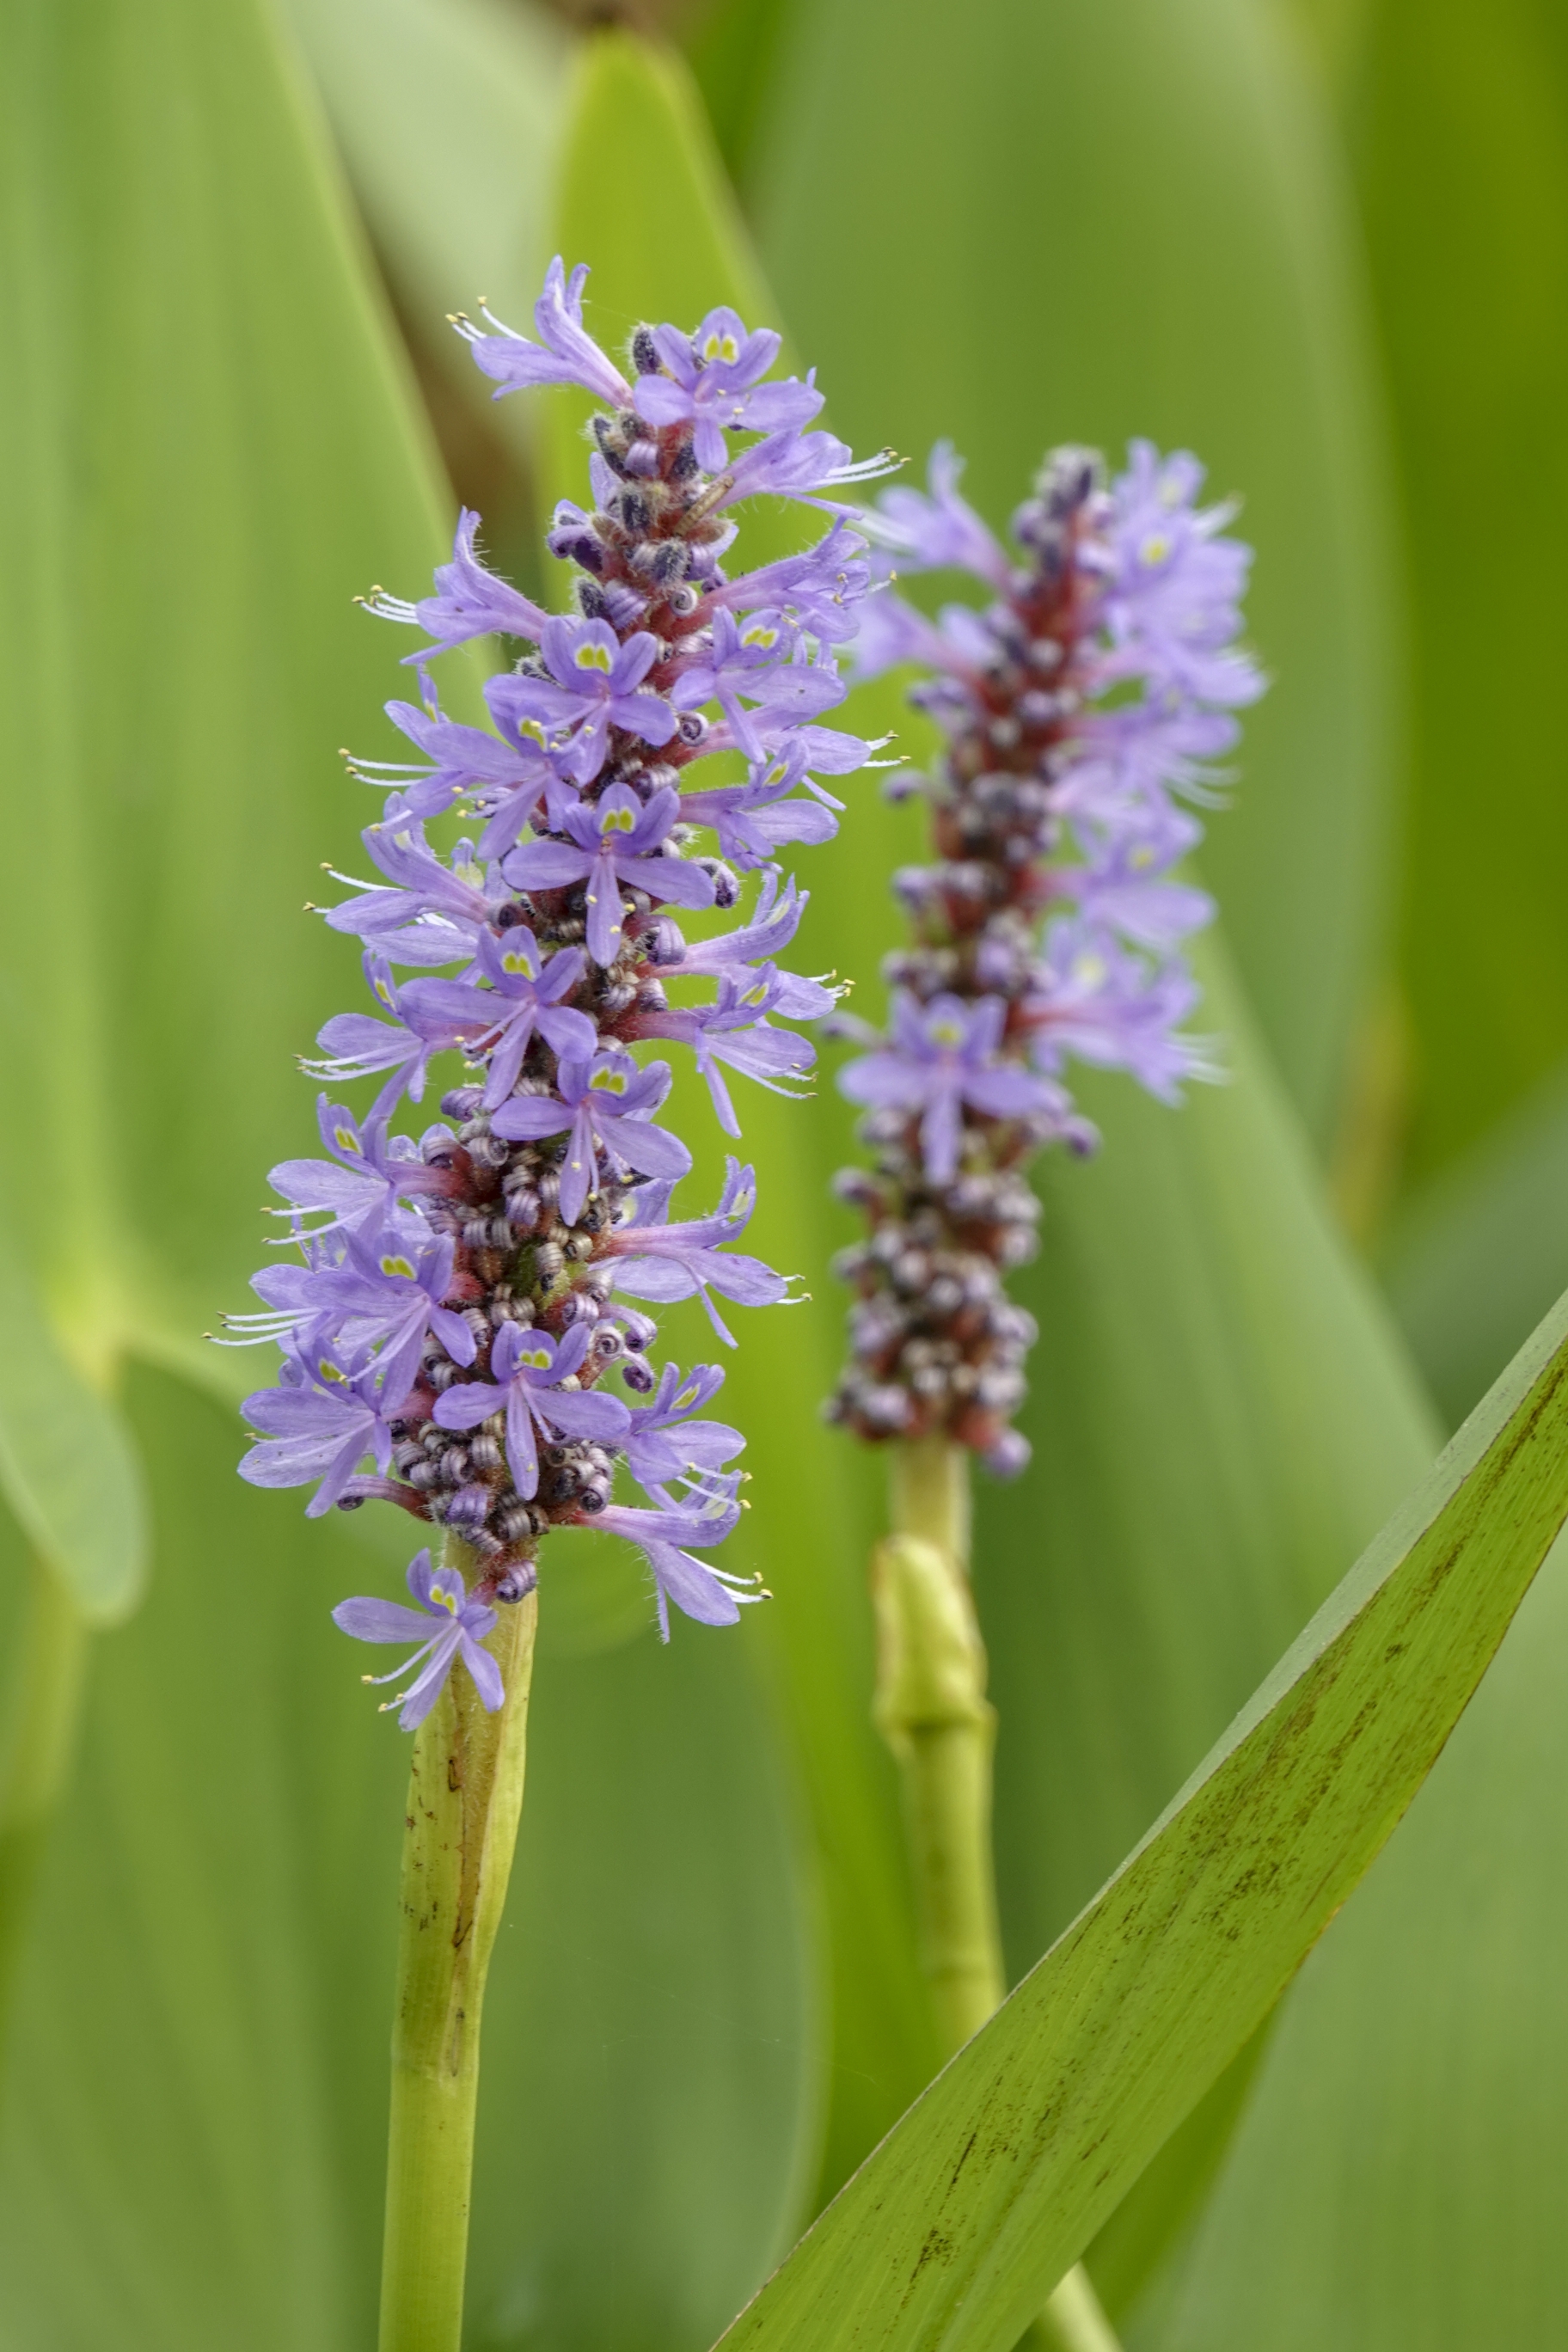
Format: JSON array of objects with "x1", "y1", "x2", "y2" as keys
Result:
[
  {"x1": 623, "y1": 1362, "x2": 744, "y2": 1491},
  {"x1": 633, "y1": 306, "x2": 824, "y2": 473},
  {"x1": 303, "y1": 952, "x2": 474, "y2": 1120},
  {"x1": 503, "y1": 783, "x2": 714, "y2": 967},
  {"x1": 716, "y1": 426, "x2": 901, "y2": 515},
  {"x1": 308, "y1": 1216, "x2": 479, "y2": 1403},
  {"x1": 671, "y1": 609, "x2": 846, "y2": 761},
  {"x1": 840, "y1": 992, "x2": 1066, "y2": 1183},
  {"x1": 490, "y1": 1048, "x2": 691, "y2": 1224},
  {"x1": 455, "y1": 258, "x2": 633, "y2": 407},
  {"x1": 333, "y1": 1549, "x2": 504, "y2": 1729},
  {"x1": 266, "y1": 1099, "x2": 417, "y2": 1240},
  {"x1": 591, "y1": 1478, "x2": 754, "y2": 1639},
  {"x1": 400, "y1": 929, "x2": 595, "y2": 1110},
  {"x1": 488, "y1": 616, "x2": 675, "y2": 786},
  {"x1": 602, "y1": 1157, "x2": 793, "y2": 1344},
  {"x1": 240, "y1": 1346, "x2": 401, "y2": 1517},
  {"x1": 363, "y1": 509, "x2": 549, "y2": 659},
  {"x1": 704, "y1": 518, "x2": 871, "y2": 641},
  {"x1": 865, "y1": 441, "x2": 1014, "y2": 591},
  {"x1": 324, "y1": 812, "x2": 504, "y2": 963},
  {"x1": 1025, "y1": 925, "x2": 1216, "y2": 1102},
  {"x1": 432, "y1": 1320, "x2": 629, "y2": 1499},
  {"x1": 634, "y1": 967, "x2": 816, "y2": 1135}
]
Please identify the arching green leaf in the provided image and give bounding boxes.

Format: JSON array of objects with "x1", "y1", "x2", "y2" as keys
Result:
[{"x1": 714, "y1": 1280, "x2": 1568, "y2": 2352}]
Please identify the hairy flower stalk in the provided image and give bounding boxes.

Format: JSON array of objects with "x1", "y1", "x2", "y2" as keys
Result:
[
  {"x1": 835, "y1": 443, "x2": 1262, "y2": 2352},
  {"x1": 225, "y1": 257, "x2": 890, "y2": 2352}
]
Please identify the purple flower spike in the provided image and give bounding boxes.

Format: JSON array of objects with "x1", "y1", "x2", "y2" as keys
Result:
[
  {"x1": 231, "y1": 257, "x2": 889, "y2": 1713},
  {"x1": 333, "y1": 1549, "x2": 505, "y2": 1729},
  {"x1": 829, "y1": 439, "x2": 1260, "y2": 1469}
]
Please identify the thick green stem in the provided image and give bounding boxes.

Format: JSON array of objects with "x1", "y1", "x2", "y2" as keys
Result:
[
  {"x1": 0, "y1": 1556, "x2": 87, "y2": 2037},
  {"x1": 877, "y1": 1439, "x2": 1122, "y2": 2352},
  {"x1": 378, "y1": 1547, "x2": 538, "y2": 2352}
]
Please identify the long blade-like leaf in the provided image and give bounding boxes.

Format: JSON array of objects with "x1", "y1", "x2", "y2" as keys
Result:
[
  {"x1": 712, "y1": 1279, "x2": 1568, "y2": 2352},
  {"x1": 0, "y1": 1229, "x2": 146, "y2": 1626}
]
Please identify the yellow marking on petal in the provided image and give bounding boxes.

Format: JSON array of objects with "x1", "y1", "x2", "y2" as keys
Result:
[
  {"x1": 1141, "y1": 532, "x2": 1173, "y2": 567},
  {"x1": 675, "y1": 1384, "x2": 701, "y2": 1410},
  {"x1": 518, "y1": 719, "x2": 548, "y2": 747},
  {"x1": 603, "y1": 803, "x2": 637, "y2": 832},
  {"x1": 591, "y1": 1067, "x2": 628, "y2": 1093},
  {"x1": 574, "y1": 641, "x2": 613, "y2": 672},
  {"x1": 374, "y1": 977, "x2": 394, "y2": 1007},
  {"x1": 701, "y1": 331, "x2": 740, "y2": 363},
  {"x1": 319, "y1": 1358, "x2": 346, "y2": 1384},
  {"x1": 930, "y1": 1017, "x2": 965, "y2": 1048},
  {"x1": 334, "y1": 1126, "x2": 358, "y2": 1154},
  {"x1": 518, "y1": 1347, "x2": 552, "y2": 1370},
  {"x1": 1130, "y1": 843, "x2": 1155, "y2": 869},
  {"x1": 381, "y1": 1254, "x2": 415, "y2": 1279},
  {"x1": 1074, "y1": 952, "x2": 1108, "y2": 987},
  {"x1": 742, "y1": 983, "x2": 768, "y2": 1007},
  {"x1": 741, "y1": 622, "x2": 779, "y2": 649},
  {"x1": 502, "y1": 948, "x2": 534, "y2": 974}
]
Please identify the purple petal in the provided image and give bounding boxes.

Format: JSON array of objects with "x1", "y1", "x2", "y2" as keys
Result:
[{"x1": 332, "y1": 1596, "x2": 433, "y2": 1644}]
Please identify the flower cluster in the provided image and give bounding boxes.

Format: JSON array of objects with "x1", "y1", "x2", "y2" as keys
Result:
[
  {"x1": 230, "y1": 259, "x2": 894, "y2": 1724},
  {"x1": 827, "y1": 440, "x2": 1263, "y2": 1473}
]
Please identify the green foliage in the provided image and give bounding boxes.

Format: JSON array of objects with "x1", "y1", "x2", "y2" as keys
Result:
[
  {"x1": 714, "y1": 1282, "x2": 1568, "y2": 2352},
  {"x1": 0, "y1": 1229, "x2": 145, "y2": 1624},
  {"x1": 1342, "y1": 0, "x2": 1568, "y2": 1181}
]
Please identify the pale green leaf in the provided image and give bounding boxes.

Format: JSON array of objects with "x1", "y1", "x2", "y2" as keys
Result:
[
  {"x1": 0, "y1": 1231, "x2": 146, "y2": 1624},
  {"x1": 1380, "y1": 1057, "x2": 1568, "y2": 1428},
  {"x1": 713, "y1": 1279, "x2": 1568, "y2": 2352}
]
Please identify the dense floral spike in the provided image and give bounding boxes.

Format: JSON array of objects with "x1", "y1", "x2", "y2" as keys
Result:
[
  {"x1": 230, "y1": 259, "x2": 894, "y2": 1718},
  {"x1": 827, "y1": 440, "x2": 1263, "y2": 1475}
]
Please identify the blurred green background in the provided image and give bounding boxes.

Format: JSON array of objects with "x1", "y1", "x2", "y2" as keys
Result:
[{"x1": 2, "y1": 0, "x2": 1567, "y2": 2344}]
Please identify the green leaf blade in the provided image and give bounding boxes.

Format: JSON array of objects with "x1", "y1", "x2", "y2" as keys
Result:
[{"x1": 713, "y1": 1281, "x2": 1568, "y2": 2352}]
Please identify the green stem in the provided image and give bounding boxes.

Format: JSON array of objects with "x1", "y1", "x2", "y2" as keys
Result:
[
  {"x1": 0, "y1": 1555, "x2": 87, "y2": 2037},
  {"x1": 877, "y1": 1439, "x2": 1123, "y2": 2352},
  {"x1": 378, "y1": 1543, "x2": 538, "y2": 2352}
]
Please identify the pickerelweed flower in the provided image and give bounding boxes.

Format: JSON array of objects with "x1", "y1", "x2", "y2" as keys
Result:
[
  {"x1": 229, "y1": 255, "x2": 896, "y2": 1720},
  {"x1": 826, "y1": 440, "x2": 1263, "y2": 1475}
]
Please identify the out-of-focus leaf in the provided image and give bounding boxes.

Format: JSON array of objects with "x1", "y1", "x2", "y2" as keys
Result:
[
  {"x1": 1343, "y1": 0, "x2": 1568, "y2": 1182},
  {"x1": 0, "y1": 1230, "x2": 146, "y2": 1626},
  {"x1": 0, "y1": 1365, "x2": 815, "y2": 2352},
  {"x1": 714, "y1": 1280, "x2": 1568, "y2": 2352},
  {"x1": 0, "y1": 0, "x2": 463, "y2": 1375},
  {"x1": 279, "y1": 0, "x2": 569, "y2": 588},
  {"x1": 542, "y1": 30, "x2": 941, "y2": 2197},
  {"x1": 981, "y1": 942, "x2": 1436, "y2": 1977},
  {"x1": 1380, "y1": 1057, "x2": 1568, "y2": 1430},
  {"x1": 1148, "y1": 1520, "x2": 1568, "y2": 2349},
  {"x1": 745, "y1": 0, "x2": 1402, "y2": 1153},
  {"x1": 280, "y1": 0, "x2": 567, "y2": 335},
  {"x1": 0, "y1": 3, "x2": 818, "y2": 2342}
]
